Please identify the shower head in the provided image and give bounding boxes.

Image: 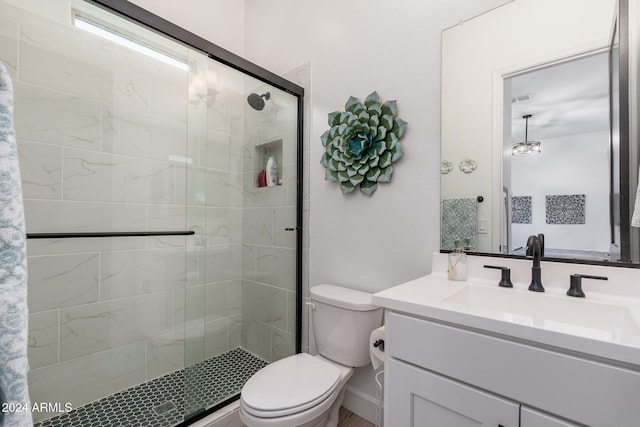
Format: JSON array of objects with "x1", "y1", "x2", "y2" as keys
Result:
[{"x1": 247, "y1": 92, "x2": 270, "y2": 110}]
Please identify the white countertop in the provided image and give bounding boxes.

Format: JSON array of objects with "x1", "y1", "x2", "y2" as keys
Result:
[{"x1": 373, "y1": 253, "x2": 640, "y2": 367}]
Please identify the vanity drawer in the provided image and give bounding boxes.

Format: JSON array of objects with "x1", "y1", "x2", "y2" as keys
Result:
[{"x1": 386, "y1": 311, "x2": 640, "y2": 426}]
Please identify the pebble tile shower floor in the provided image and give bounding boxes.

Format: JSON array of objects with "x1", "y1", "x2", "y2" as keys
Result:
[{"x1": 34, "y1": 348, "x2": 268, "y2": 427}]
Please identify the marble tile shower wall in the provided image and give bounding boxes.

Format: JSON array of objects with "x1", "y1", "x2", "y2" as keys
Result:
[
  {"x1": 240, "y1": 83, "x2": 300, "y2": 363},
  {"x1": 0, "y1": 3, "x2": 252, "y2": 421}
]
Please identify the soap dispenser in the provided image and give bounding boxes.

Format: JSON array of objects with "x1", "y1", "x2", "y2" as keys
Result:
[{"x1": 448, "y1": 239, "x2": 467, "y2": 281}]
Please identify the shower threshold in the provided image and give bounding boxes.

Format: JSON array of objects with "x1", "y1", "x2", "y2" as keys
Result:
[{"x1": 34, "y1": 347, "x2": 268, "y2": 427}]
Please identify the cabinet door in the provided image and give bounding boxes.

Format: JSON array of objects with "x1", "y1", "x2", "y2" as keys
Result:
[
  {"x1": 521, "y1": 407, "x2": 580, "y2": 427},
  {"x1": 386, "y1": 359, "x2": 519, "y2": 427}
]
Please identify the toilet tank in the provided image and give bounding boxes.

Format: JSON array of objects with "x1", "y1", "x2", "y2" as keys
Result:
[{"x1": 310, "y1": 284, "x2": 383, "y2": 367}]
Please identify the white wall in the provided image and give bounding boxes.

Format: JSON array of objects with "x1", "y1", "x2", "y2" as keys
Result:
[
  {"x1": 241, "y1": 0, "x2": 513, "y2": 421},
  {"x1": 243, "y1": 0, "x2": 510, "y2": 294},
  {"x1": 511, "y1": 130, "x2": 611, "y2": 253}
]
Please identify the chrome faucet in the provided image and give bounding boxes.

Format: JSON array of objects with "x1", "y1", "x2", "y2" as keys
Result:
[{"x1": 526, "y1": 234, "x2": 544, "y2": 292}]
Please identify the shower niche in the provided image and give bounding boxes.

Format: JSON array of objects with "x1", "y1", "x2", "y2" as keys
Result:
[{"x1": 255, "y1": 139, "x2": 283, "y2": 187}]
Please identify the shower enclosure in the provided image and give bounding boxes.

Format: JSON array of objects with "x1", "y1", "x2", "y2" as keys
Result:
[{"x1": 0, "y1": 0, "x2": 304, "y2": 425}]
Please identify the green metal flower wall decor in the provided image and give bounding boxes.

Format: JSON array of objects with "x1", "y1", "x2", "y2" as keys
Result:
[{"x1": 320, "y1": 91, "x2": 407, "y2": 196}]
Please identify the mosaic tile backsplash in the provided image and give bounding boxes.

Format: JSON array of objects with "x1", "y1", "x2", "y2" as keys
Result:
[
  {"x1": 441, "y1": 198, "x2": 478, "y2": 250},
  {"x1": 546, "y1": 194, "x2": 586, "y2": 224},
  {"x1": 512, "y1": 196, "x2": 532, "y2": 224}
]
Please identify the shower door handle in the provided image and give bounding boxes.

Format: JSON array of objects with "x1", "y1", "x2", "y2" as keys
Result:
[{"x1": 285, "y1": 227, "x2": 300, "y2": 231}]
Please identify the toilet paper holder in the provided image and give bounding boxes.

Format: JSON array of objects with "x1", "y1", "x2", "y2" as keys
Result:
[{"x1": 373, "y1": 339, "x2": 385, "y2": 352}]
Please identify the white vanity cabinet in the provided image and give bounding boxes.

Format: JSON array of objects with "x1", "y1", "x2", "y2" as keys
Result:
[
  {"x1": 520, "y1": 408, "x2": 579, "y2": 427},
  {"x1": 383, "y1": 311, "x2": 640, "y2": 427},
  {"x1": 387, "y1": 358, "x2": 519, "y2": 426},
  {"x1": 387, "y1": 359, "x2": 576, "y2": 426}
]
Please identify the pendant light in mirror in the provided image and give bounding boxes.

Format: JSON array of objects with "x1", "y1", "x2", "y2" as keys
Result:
[{"x1": 512, "y1": 114, "x2": 541, "y2": 155}]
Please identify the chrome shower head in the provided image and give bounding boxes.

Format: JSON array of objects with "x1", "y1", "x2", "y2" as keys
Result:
[{"x1": 247, "y1": 92, "x2": 270, "y2": 110}]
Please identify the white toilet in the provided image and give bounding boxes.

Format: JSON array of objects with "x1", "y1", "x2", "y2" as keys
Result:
[{"x1": 239, "y1": 284, "x2": 383, "y2": 427}]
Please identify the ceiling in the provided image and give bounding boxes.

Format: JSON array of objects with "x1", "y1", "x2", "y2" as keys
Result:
[{"x1": 508, "y1": 51, "x2": 610, "y2": 143}]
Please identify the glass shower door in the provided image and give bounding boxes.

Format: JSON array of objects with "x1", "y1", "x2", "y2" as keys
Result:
[{"x1": 181, "y1": 52, "x2": 301, "y2": 421}]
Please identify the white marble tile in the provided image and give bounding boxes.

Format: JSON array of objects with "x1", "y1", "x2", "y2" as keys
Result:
[
  {"x1": 241, "y1": 318, "x2": 271, "y2": 362},
  {"x1": 176, "y1": 165, "x2": 207, "y2": 206},
  {"x1": 271, "y1": 90, "x2": 298, "y2": 128},
  {"x1": 205, "y1": 95, "x2": 231, "y2": 134},
  {"x1": 20, "y1": 16, "x2": 153, "y2": 111},
  {"x1": 0, "y1": 14, "x2": 19, "y2": 78},
  {"x1": 204, "y1": 244, "x2": 242, "y2": 283},
  {"x1": 148, "y1": 62, "x2": 189, "y2": 122},
  {"x1": 13, "y1": 82, "x2": 101, "y2": 150},
  {"x1": 301, "y1": 296, "x2": 310, "y2": 351},
  {"x1": 303, "y1": 248, "x2": 310, "y2": 299},
  {"x1": 242, "y1": 138, "x2": 256, "y2": 174},
  {"x1": 59, "y1": 292, "x2": 172, "y2": 361},
  {"x1": 242, "y1": 208, "x2": 273, "y2": 246},
  {"x1": 205, "y1": 207, "x2": 230, "y2": 246},
  {"x1": 101, "y1": 49, "x2": 151, "y2": 111},
  {"x1": 303, "y1": 200, "x2": 310, "y2": 249},
  {"x1": 256, "y1": 246, "x2": 296, "y2": 292},
  {"x1": 24, "y1": 200, "x2": 147, "y2": 234},
  {"x1": 27, "y1": 253, "x2": 99, "y2": 312},
  {"x1": 100, "y1": 248, "x2": 190, "y2": 300},
  {"x1": 227, "y1": 314, "x2": 241, "y2": 350},
  {"x1": 285, "y1": 163, "x2": 297, "y2": 207},
  {"x1": 258, "y1": 121, "x2": 297, "y2": 166},
  {"x1": 202, "y1": 131, "x2": 243, "y2": 175},
  {"x1": 271, "y1": 327, "x2": 295, "y2": 362},
  {"x1": 204, "y1": 318, "x2": 228, "y2": 358},
  {"x1": 273, "y1": 207, "x2": 296, "y2": 249},
  {"x1": 19, "y1": 27, "x2": 107, "y2": 102},
  {"x1": 147, "y1": 205, "x2": 200, "y2": 231},
  {"x1": 241, "y1": 244, "x2": 258, "y2": 282},
  {"x1": 241, "y1": 280, "x2": 287, "y2": 331},
  {"x1": 17, "y1": 140, "x2": 61, "y2": 200},
  {"x1": 206, "y1": 169, "x2": 242, "y2": 208},
  {"x1": 229, "y1": 208, "x2": 243, "y2": 244},
  {"x1": 28, "y1": 341, "x2": 145, "y2": 423},
  {"x1": 228, "y1": 98, "x2": 244, "y2": 139},
  {"x1": 63, "y1": 148, "x2": 175, "y2": 204},
  {"x1": 146, "y1": 330, "x2": 184, "y2": 380},
  {"x1": 146, "y1": 205, "x2": 204, "y2": 249},
  {"x1": 286, "y1": 291, "x2": 296, "y2": 335},
  {"x1": 26, "y1": 236, "x2": 147, "y2": 257},
  {"x1": 28, "y1": 310, "x2": 58, "y2": 369},
  {"x1": 303, "y1": 149, "x2": 310, "y2": 201},
  {"x1": 204, "y1": 280, "x2": 241, "y2": 322},
  {"x1": 173, "y1": 285, "x2": 206, "y2": 331},
  {"x1": 102, "y1": 106, "x2": 187, "y2": 161},
  {"x1": 184, "y1": 324, "x2": 206, "y2": 366},
  {"x1": 242, "y1": 171, "x2": 287, "y2": 208}
]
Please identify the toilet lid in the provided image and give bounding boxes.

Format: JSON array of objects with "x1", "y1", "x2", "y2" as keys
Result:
[{"x1": 241, "y1": 353, "x2": 341, "y2": 417}]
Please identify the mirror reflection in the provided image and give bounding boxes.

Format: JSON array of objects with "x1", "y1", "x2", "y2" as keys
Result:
[
  {"x1": 504, "y1": 53, "x2": 613, "y2": 260},
  {"x1": 440, "y1": 0, "x2": 639, "y2": 264}
]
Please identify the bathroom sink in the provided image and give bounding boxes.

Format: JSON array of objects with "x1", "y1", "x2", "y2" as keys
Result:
[{"x1": 442, "y1": 285, "x2": 640, "y2": 345}]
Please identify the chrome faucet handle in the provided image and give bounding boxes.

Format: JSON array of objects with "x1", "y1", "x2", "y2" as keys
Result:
[
  {"x1": 483, "y1": 265, "x2": 513, "y2": 288},
  {"x1": 567, "y1": 274, "x2": 608, "y2": 298}
]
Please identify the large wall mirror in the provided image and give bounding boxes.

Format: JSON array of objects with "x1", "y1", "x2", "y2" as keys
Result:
[{"x1": 441, "y1": 0, "x2": 640, "y2": 265}]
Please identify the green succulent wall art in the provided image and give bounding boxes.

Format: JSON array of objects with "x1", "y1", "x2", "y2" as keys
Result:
[{"x1": 320, "y1": 91, "x2": 407, "y2": 196}]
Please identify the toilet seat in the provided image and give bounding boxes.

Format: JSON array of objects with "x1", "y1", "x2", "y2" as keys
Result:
[{"x1": 241, "y1": 353, "x2": 342, "y2": 418}]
